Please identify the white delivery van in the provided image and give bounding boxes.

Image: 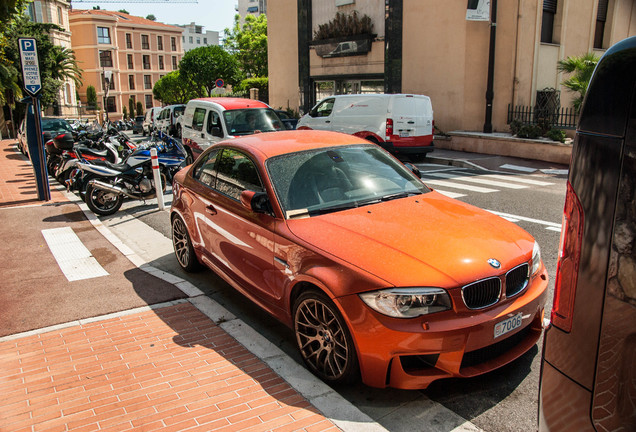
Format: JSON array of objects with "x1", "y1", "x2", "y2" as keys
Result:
[
  {"x1": 297, "y1": 94, "x2": 434, "y2": 158},
  {"x1": 181, "y1": 97, "x2": 285, "y2": 164}
]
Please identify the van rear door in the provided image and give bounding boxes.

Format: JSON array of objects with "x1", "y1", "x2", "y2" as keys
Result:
[{"x1": 391, "y1": 95, "x2": 433, "y2": 139}]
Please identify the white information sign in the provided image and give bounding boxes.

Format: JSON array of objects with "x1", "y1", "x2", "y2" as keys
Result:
[{"x1": 19, "y1": 38, "x2": 42, "y2": 96}]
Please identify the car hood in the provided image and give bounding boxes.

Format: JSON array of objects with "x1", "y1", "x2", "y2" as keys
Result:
[{"x1": 286, "y1": 191, "x2": 534, "y2": 290}]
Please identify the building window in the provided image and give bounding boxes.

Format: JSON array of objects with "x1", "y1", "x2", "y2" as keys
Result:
[
  {"x1": 130, "y1": 94, "x2": 136, "y2": 105},
  {"x1": 101, "y1": 73, "x2": 115, "y2": 90},
  {"x1": 129, "y1": 75, "x2": 135, "y2": 90},
  {"x1": 127, "y1": 54, "x2": 134, "y2": 69},
  {"x1": 171, "y1": 37, "x2": 176, "y2": 51},
  {"x1": 182, "y1": 35, "x2": 185, "y2": 42},
  {"x1": 157, "y1": 35, "x2": 163, "y2": 50},
  {"x1": 99, "y1": 50, "x2": 113, "y2": 68},
  {"x1": 97, "y1": 27, "x2": 111, "y2": 44},
  {"x1": 143, "y1": 55, "x2": 150, "y2": 70},
  {"x1": 594, "y1": 0, "x2": 609, "y2": 49},
  {"x1": 158, "y1": 55, "x2": 164, "y2": 70},
  {"x1": 144, "y1": 75, "x2": 152, "y2": 89},
  {"x1": 145, "y1": 94, "x2": 153, "y2": 108},
  {"x1": 57, "y1": 6, "x2": 63, "y2": 26},
  {"x1": 541, "y1": 0, "x2": 558, "y2": 44},
  {"x1": 189, "y1": 36, "x2": 193, "y2": 44},
  {"x1": 204, "y1": 37, "x2": 207, "y2": 44},
  {"x1": 106, "y1": 96, "x2": 116, "y2": 113},
  {"x1": 142, "y1": 34, "x2": 150, "y2": 50},
  {"x1": 196, "y1": 38, "x2": 200, "y2": 45},
  {"x1": 172, "y1": 56, "x2": 177, "y2": 70},
  {"x1": 126, "y1": 33, "x2": 132, "y2": 49}
]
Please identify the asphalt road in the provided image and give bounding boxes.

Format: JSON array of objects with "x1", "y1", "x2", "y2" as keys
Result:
[{"x1": 101, "y1": 135, "x2": 568, "y2": 432}]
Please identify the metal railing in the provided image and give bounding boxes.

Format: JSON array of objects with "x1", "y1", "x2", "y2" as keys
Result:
[{"x1": 507, "y1": 104, "x2": 578, "y2": 129}]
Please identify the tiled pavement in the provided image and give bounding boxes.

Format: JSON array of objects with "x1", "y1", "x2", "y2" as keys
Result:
[{"x1": 0, "y1": 138, "x2": 372, "y2": 432}]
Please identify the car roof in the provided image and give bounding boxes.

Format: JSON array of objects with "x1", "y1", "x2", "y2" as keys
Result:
[
  {"x1": 216, "y1": 130, "x2": 371, "y2": 160},
  {"x1": 191, "y1": 97, "x2": 269, "y2": 110}
]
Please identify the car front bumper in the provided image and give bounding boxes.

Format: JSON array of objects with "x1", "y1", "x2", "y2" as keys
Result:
[{"x1": 335, "y1": 268, "x2": 549, "y2": 389}]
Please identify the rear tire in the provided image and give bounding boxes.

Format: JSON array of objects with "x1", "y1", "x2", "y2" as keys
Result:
[{"x1": 85, "y1": 184, "x2": 123, "y2": 216}]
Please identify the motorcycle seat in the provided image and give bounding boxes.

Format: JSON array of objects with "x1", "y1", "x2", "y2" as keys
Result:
[
  {"x1": 76, "y1": 145, "x2": 109, "y2": 158},
  {"x1": 102, "y1": 161, "x2": 132, "y2": 172}
]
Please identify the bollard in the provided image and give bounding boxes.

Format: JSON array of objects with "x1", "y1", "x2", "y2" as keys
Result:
[{"x1": 150, "y1": 147, "x2": 165, "y2": 210}]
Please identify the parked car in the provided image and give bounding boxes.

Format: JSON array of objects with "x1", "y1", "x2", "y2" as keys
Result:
[
  {"x1": 132, "y1": 115, "x2": 144, "y2": 134},
  {"x1": 297, "y1": 93, "x2": 435, "y2": 159},
  {"x1": 180, "y1": 97, "x2": 285, "y2": 164},
  {"x1": 155, "y1": 104, "x2": 186, "y2": 137},
  {"x1": 17, "y1": 116, "x2": 74, "y2": 158},
  {"x1": 275, "y1": 109, "x2": 299, "y2": 130},
  {"x1": 142, "y1": 107, "x2": 163, "y2": 136},
  {"x1": 170, "y1": 130, "x2": 548, "y2": 389},
  {"x1": 538, "y1": 36, "x2": 636, "y2": 432}
]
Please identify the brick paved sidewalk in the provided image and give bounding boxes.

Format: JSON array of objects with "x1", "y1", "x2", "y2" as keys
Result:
[{"x1": 0, "y1": 302, "x2": 338, "y2": 432}]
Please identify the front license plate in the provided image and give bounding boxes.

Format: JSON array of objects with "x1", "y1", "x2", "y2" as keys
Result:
[{"x1": 494, "y1": 313, "x2": 523, "y2": 339}]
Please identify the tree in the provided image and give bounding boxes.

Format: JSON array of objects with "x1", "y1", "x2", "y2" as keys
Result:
[
  {"x1": 122, "y1": 106, "x2": 128, "y2": 120},
  {"x1": 86, "y1": 85, "x2": 97, "y2": 109},
  {"x1": 146, "y1": 14, "x2": 156, "y2": 21},
  {"x1": 153, "y1": 70, "x2": 200, "y2": 104},
  {"x1": 48, "y1": 45, "x2": 82, "y2": 88},
  {"x1": 118, "y1": 9, "x2": 129, "y2": 14},
  {"x1": 136, "y1": 101, "x2": 143, "y2": 116},
  {"x1": 128, "y1": 98, "x2": 135, "y2": 118},
  {"x1": 224, "y1": 14, "x2": 268, "y2": 78},
  {"x1": 179, "y1": 45, "x2": 242, "y2": 97},
  {"x1": 557, "y1": 53, "x2": 600, "y2": 113}
]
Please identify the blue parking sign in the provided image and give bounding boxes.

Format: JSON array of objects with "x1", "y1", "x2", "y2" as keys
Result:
[{"x1": 19, "y1": 38, "x2": 42, "y2": 96}]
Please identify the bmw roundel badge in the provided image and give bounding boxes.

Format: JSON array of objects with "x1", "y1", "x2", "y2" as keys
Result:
[{"x1": 488, "y1": 258, "x2": 501, "y2": 269}]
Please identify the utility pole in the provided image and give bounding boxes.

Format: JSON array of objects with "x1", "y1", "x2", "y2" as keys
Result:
[{"x1": 483, "y1": 0, "x2": 497, "y2": 133}]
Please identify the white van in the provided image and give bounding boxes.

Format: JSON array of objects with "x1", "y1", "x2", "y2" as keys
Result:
[
  {"x1": 142, "y1": 107, "x2": 163, "y2": 136},
  {"x1": 181, "y1": 98, "x2": 285, "y2": 164},
  {"x1": 297, "y1": 94, "x2": 434, "y2": 158}
]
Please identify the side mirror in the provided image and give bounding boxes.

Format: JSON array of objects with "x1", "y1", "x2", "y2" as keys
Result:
[
  {"x1": 404, "y1": 162, "x2": 421, "y2": 178},
  {"x1": 240, "y1": 190, "x2": 272, "y2": 215},
  {"x1": 211, "y1": 126, "x2": 223, "y2": 138}
]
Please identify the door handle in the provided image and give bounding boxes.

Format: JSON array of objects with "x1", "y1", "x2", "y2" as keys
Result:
[
  {"x1": 201, "y1": 133, "x2": 205, "y2": 138},
  {"x1": 205, "y1": 205, "x2": 217, "y2": 215},
  {"x1": 325, "y1": 120, "x2": 331, "y2": 123},
  {"x1": 407, "y1": 121, "x2": 415, "y2": 124}
]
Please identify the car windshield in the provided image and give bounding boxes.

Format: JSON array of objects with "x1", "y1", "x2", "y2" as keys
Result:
[
  {"x1": 223, "y1": 108, "x2": 284, "y2": 136},
  {"x1": 174, "y1": 106, "x2": 185, "y2": 116},
  {"x1": 41, "y1": 119, "x2": 72, "y2": 133},
  {"x1": 266, "y1": 144, "x2": 430, "y2": 219}
]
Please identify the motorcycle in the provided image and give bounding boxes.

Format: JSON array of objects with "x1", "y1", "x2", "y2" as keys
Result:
[{"x1": 69, "y1": 131, "x2": 186, "y2": 216}]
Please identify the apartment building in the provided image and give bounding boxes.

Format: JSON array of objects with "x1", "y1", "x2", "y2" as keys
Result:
[
  {"x1": 268, "y1": 0, "x2": 636, "y2": 133},
  {"x1": 177, "y1": 22, "x2": 219, "y2": 52},
  {"x1": 69, "y1": 9, "x2": 184, "y2": 121},
  {"x1": 237, "y1": 0, "x2": 267, "y2": 21}
]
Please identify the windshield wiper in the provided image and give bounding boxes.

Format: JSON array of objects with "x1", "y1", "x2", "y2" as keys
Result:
[{"x1": 380, "y1": 191, "x2": 422, "y2": 201}]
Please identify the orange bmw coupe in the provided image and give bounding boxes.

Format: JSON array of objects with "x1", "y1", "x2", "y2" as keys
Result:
[{"x1": 170, "y1": 130, "x2": 548, "y2": 389}]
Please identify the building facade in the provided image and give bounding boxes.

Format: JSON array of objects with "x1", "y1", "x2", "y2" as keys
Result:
[
  {"x1": 268, "y1": 0, "x2": 636, "y2": 133},
  {"x1": 177, "y1": 22, "x2": 219, "y2": 52},
  {"x1": 25, "y1": 0, "x2": 77, "y2": 118},
  {"x1": 69, "y1": 9, "x2": 184, "y2": 121},
  {"x1": 237, "y1": 0, "x2": 268, "y2": 21}
]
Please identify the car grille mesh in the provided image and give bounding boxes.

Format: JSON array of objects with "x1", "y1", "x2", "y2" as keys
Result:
[
  {"x1": 505, "y1": 264, "x2": 529, "y2": 297},
  {"x1": 462, "y1": 277, "x2": 501, "y2": 309}
]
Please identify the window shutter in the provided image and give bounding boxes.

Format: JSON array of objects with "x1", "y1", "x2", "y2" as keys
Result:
[
  {"x1": 597, "y1": 0, "x2": 609, "y2": 21},
  {"x1": 543, "y1": 0, "x2": 558, "y2": 13}
]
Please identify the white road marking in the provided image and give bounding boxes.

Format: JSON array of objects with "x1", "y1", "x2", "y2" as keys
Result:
[
  {"x1": 540, "y1": 168, "x2": 569, "y2": 175},
  {"x1": 435, "y1": 190, "x2": 466, "y2": 199},
  {"x1": 499, "y1": 164, "x2": 537, "y2": 172},
  {"x1": 481, "y1": 174, "x2": 554, "y2": 186},
  {"x1": 425, "y1": 172, "x2": 528, "y2": 189},
  {"x1": 41, "y1": 227, "x2": 109, "y2": 281},
  {"x1": 486, "y1": 210, "x2": 562, "y2": 230},
  {"x1": 421, "y1": 179, "x2": 498, "y2": 193}
]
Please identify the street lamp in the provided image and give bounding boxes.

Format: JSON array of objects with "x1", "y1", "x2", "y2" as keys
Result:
[{"x1": 103, "y1": 69, "x2": 113, "y2": 124}]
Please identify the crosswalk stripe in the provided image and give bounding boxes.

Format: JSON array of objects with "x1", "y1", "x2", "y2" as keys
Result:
[
  {"x1": 499, "y1": 164, "x2": 537, "y2": 172},
  {"x1": 425, "y1": 172, "x2": 528, "y2": 189},
  {"x1": 422, "y1": 178, "x2": 498, "y2": 193},
  {"x1": 486, "y1": 210, "x2": 562, "y2": 229},
  {"x1": 434, "y1": 190, "x2": 466, "y2": 199},
  {"x1": 482, "y1": 174, "x2": 554, "y2": 186},
  {"x1": 42, "y1": 227, "x2": 109, "y2": 281}
]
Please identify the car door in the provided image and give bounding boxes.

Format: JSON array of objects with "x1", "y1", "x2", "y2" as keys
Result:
[
  {"x1": 301, "y1": 97, "x2": 335, "y2": 130},
  {"x1": 193, "y1": 147, "x2": 280, "y2": 306}
]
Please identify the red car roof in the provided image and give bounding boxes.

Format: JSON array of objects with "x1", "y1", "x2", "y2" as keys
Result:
[{"x1": 192, "y1": 97, "x2": 270, "y2": 110}]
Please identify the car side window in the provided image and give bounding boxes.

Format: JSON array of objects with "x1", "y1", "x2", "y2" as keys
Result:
[
  {"x1": 192, "y1": 108, "x2": 206, "y2": 132},
  {"x1": 206, "y1": 111, "x2": 223, "y2": 137},
  {"x1": 310, "y1": 98, "x2": 335, "y2": 118},
  {"x1": 215, "y1": 148, "x2": 264, "y2": 201},
  {"x1": 192, "y1": 149, "x2": 220, "y2": 188}
]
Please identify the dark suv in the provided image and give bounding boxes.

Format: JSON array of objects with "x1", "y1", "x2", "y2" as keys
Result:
[{"x1": 538, "y1": 36, "x2": 636, "y2": 431}]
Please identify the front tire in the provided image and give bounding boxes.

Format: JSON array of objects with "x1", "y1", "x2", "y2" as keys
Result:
[
  {"x1": 85, "y1": 184, "x2": 123, "y2": 216},
  {"x1": 172, "y1": 215, "x2": 202, "y2": 272},
  {"x1": 293, "y1": 290, "x2": 359, "y2": 385}
]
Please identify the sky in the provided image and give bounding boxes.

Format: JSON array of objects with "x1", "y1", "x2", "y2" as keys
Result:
[{"x1": 71, "y1": 0, "x2": 238, "y2": 36}]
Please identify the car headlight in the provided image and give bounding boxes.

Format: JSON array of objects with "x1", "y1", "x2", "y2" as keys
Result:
[
  {"x1": 531, "y1": 241, "x2": 542, "y2": 275},
  {"x1": 359, "y1": 288, "x2": 452, "y2": 318}
]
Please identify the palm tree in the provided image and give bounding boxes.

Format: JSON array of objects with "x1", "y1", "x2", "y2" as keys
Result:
[
  {"x1": 0, "y1": 61, "x2": 22, "y2": 105},
  {"x1": 557, "y1": 52, "x2": 600, "y2": 113},
  {"x1": 49, "y1": 46, "x2": 83, "y2": 88}
]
